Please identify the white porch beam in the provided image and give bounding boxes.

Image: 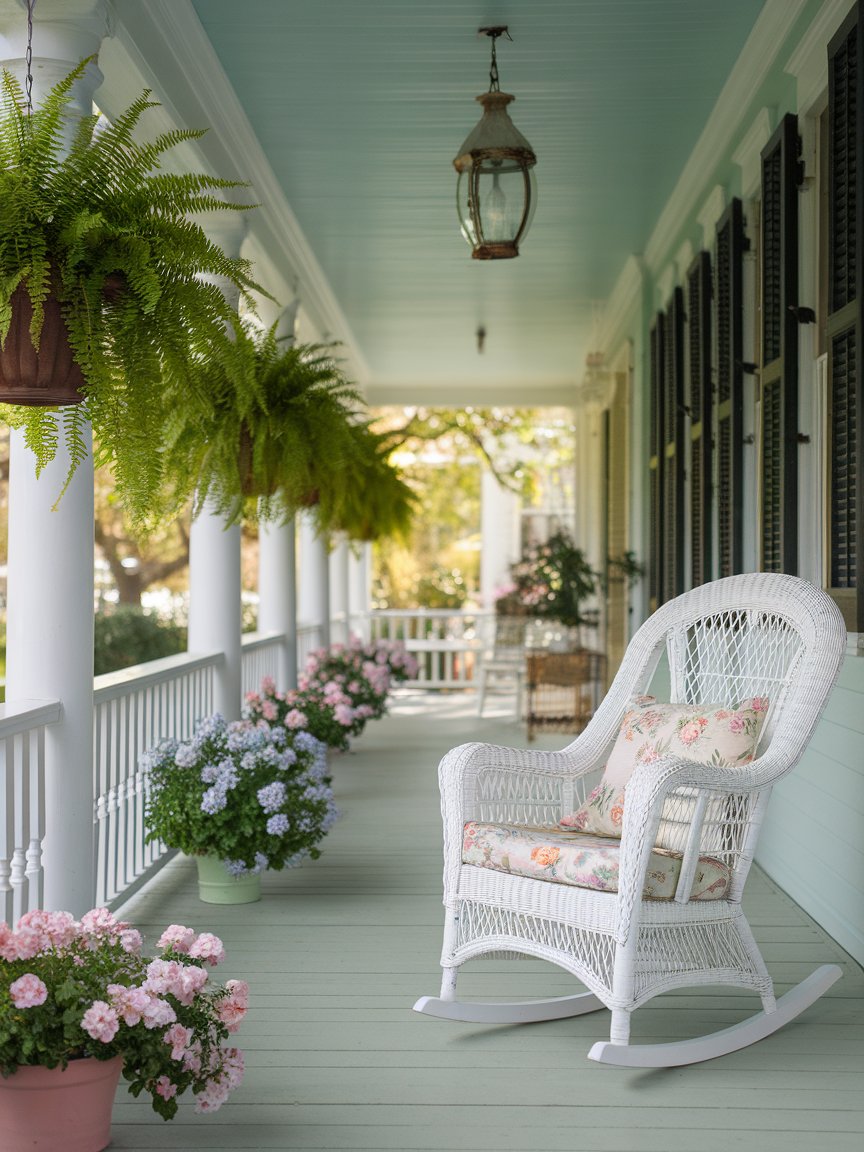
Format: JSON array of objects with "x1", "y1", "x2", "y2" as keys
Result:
[
  {"x1": 1, "y1": 0, "x2": 110, "y2": 916},
  {"x1": 187, "y1": 214, "x2": 246, "y2": 721}
]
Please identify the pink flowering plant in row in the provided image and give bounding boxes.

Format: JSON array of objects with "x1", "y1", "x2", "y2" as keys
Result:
[
  {"x1": 244, "y1": 637, "x2": 418, "y2": 751},
  {"x1": 0, "y1": 908, "x2": 246, "y2": 1119},
  {"x1": 143, "y1": 714, "x2": 337, "y2": 876}
]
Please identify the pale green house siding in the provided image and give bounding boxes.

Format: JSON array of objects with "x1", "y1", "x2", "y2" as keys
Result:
[
  {"x1": 757, "y1": 655, "x2": 864, "y2": 965},
  {"x1": 598, "y1": 0, "x2": 864, "y2": 966}
]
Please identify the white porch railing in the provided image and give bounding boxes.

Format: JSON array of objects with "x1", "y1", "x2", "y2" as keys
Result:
[
  {"x1": 240, "y1": 631, "x2": 284, "y2": 696},
  {"x1": 297, "y1": 621, "x2": 324, "y2": 669},
  {"x1": 93, "y1": 652, "x2": 222, "y2": 906},
  {"x1": 2, "y1": 611, "x2": 490, "y2": 919},
  {"x1": 0, "y1": 699, "x2": 61, "y2": 924},
  {"x1": 368, "y1": 609, "x2": 491, "y2": 688}
]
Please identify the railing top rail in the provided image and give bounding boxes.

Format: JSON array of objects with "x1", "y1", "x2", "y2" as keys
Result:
[
  {"x1": 241, "y1": 631, "x2": 286, "y2": 651},
  {"x1": 94, "y1": 651, "x2": 224, "y2": 704},
  {"x1": 0, "y1": 698, "x2": 62, "y2": 737},
  {"x1": 370, "y1": 609, "x2": 492, "y2": 619}
]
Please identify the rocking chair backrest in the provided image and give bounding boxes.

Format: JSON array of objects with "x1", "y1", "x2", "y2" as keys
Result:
[{"x1": 582, "y1": 574, "x2": 847, "y2": 895}]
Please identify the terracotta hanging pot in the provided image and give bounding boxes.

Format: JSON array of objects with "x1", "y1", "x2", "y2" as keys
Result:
[
  {"x1": 238, "y1": 422, "x2": 279, "y2": 498},
  {"x1": 0, "y1": 279, "x2": 86, "y2": 406},
  {"x1": 0, "y1": 1055, "x2": 123, "y2": 1152}
]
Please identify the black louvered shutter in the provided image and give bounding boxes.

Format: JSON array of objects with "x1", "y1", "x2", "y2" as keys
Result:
[
  {"x1": 648, "y1": 315, "x2": 665, "y2": 611},
  {"x1": 828, "y1": 4, "x2": 863, "y2": 627},
  {"x1": 687, "y1": 252, "x2": 713, "y2": 586},
  {"x1": 662, "y1": 288, "x2": 685, "y2": 601},
  {"x1": 715, "y1": 199, "x2": 747, "y2": 577},
  {"x1": 760, "y1": 114, "x2": 800, "y2": 574}
]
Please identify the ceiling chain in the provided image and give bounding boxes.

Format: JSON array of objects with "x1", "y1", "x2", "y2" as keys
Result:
[
  {"x1": 25, "y1": 0, "x2": 37, "y2": 114},
  {"x1": 480, "y1": 26, "x2": 513, "y2": 94}
]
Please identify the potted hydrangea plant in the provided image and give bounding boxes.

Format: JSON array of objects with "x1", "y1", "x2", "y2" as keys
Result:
[
  {"x1": 0, "y1": 907, "x2": 246, "y2": 1150},
  {"x1": 142, "y1": 715, "x2": 338, "y2": 903}
]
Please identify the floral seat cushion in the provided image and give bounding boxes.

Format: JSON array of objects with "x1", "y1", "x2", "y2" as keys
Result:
[{"x1": 462, "y1": 821, "x2": 731, "y2": 901}]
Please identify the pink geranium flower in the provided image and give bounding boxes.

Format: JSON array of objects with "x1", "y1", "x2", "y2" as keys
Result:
[
  {"x1": 157, "y1": 924, "x2": 196, "y2": 953},
  {"x1": 107, "y1": 984, "x2": 152, "y2": 1026},
  {"x1": 188, "y1": 933, "x2": 225, "y2": 966},
  {"x1": 155, "y1": 1075, "x2": 178, "y2": 1100},
  {"x1": 81, "y1": 1001, "x2": 120, "y2": 1043},
  {"x1": 164, "y1": 1022, "x2": 194, "y2": 1060},
  {"x1": 9, "y1": 973, "x2": 48, "y2": 1008}
]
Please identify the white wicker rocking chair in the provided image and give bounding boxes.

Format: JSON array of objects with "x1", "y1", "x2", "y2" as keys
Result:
[{"x1": 414, "y1": 573, "x2": 848, "y2": 1067}]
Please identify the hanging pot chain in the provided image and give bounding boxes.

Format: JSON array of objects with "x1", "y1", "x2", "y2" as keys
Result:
[{"x1": 25, "y1": 0, "x2": 38, "y2": 114}]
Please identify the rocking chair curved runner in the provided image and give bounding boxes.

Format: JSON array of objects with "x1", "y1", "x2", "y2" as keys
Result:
[{"x1": 414, "y1": 573, "x2": 848, "y2": 1067}]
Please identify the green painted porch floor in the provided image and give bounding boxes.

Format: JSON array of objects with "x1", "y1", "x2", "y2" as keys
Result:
[{"x1": 111, "y1": 692, "x2": 864, "y2": 1152}]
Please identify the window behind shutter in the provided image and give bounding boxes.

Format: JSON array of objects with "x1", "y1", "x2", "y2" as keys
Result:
[
  {"x1": 648, "y1": 317, "x2": 665, "y2": 611},
  {"x1": 687, "y1": 252, "x2": 712, "y2": 586},
  {"x1": 828, "y1": 3, "x2": 863, "y2": 628},
  {"x1": 760, "y1": 113, "x2": 800, "y2": 574},
  {"x1": 715, "y1": 199, "x2": 746, "y2": 577},
  {"x1": 662, "y1": 288, "x2": 685, "y2": 601}
]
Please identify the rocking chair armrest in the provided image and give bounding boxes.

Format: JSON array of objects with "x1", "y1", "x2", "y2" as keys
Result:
[
  {"x1": 613, "y1": 750, "x2": 784, "y2": 940},
  {"x1": 437, "y1": 739, "x2": 602, "y2": 904}
]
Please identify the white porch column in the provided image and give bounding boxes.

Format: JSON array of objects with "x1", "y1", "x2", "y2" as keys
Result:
[
  {"x1": 349, "y1": 543, "x2": 372, "y2": 640},
  {"x1": 297, "y1": 512, "x2": 330, "y2": 649},
  {"x1": 188, "y1": 215, "x2": 247, "y2": 720},
  {"x1": 2, "y1": 2, "x2": 108, "y2": 915},
  {"x1": 329, "y1": 536, "x2": 350, "y2": 644},
  {"x1": 480, "y1": 470, "x2": 521, "y2": 609},
  {"x1": 259, "y1": 519, "x2": 297, "y2": 688},
  {"x1": 257, "y1": 300, "x2": 300, "y2": 688}
]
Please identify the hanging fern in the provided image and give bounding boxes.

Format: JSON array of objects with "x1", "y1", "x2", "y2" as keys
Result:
[
  {"x1": 0, "y1": 59, "x2": 262, "y2": 526},
  {"x1": 162, "y1": 322, "x2": 414, "y2": 543},
  {"x1": 316, "y1": 422, "x2": 417, "y2": 543},
  {"x1": 162, "y1": 323, "x2": 362, "y2": 526}
]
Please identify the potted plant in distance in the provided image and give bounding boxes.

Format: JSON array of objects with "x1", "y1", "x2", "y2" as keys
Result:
[
  {"x1": 509, "y1": 530, "x2": 598, "y2": 640},
  {"x1": 0, "y1": 60, "x2": 259, "y2": 525},
  {"x1": 0, "y1": 907, "x2": 246, "y2": 1150},
  {"x1": 142, "y1": 714, "x2": 338, "y2": 903}
]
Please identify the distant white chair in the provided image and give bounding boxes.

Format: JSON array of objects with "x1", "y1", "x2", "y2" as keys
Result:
[
  {"x1": 475, "y1": 614, "x2": 528, "y2": 717},
  {"x1": 415, "y1": 573, "x2": 848, "y2": 1067}
]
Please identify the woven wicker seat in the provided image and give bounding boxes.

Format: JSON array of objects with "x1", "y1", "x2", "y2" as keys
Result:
[{"x1": 414, "y1": 573, "x2": 848, "y2": 1066}]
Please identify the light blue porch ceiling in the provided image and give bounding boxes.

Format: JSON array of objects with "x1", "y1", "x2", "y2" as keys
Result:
[{"x1": 186, "y1": 0, "x2": 767, "y2": 403}]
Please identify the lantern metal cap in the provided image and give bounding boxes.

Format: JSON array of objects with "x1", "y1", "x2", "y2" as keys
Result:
[{"x1": 453, "y1": 92, "x2": 537, "y2": 172}]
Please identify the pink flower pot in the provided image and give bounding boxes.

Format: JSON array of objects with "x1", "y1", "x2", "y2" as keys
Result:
[{"x1": 0, "y1": 1055, "x2": 123, "y2": 1151}]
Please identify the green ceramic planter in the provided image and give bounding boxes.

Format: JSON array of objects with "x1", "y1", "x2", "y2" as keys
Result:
[{"x1": 194, "y1": 855, "x2": 261, "y2": 904}]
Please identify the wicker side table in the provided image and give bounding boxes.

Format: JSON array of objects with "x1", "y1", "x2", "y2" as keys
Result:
[{"x1": 525, "y1": 649, "x2": 606, "y2": 741}]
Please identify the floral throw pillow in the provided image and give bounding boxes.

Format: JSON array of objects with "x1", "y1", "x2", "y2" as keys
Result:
[{"x1": 560, "y1": 697, "x2": 769, "y2": 837}]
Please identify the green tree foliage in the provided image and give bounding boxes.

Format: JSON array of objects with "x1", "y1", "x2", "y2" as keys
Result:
[
  {"x1": 370, "y1": 407, "x2": 576, "y2": 608},
  {"x1": 94, "y1": 605, "x2": 186, "y2": 676}
]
